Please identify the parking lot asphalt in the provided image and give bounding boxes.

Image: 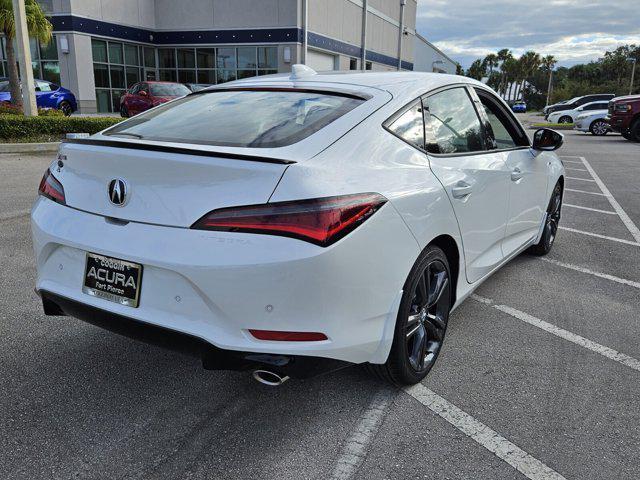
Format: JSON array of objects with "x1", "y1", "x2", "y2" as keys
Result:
[{"x1": 1, "y1": 130, "x2": 639, "y2": 480}]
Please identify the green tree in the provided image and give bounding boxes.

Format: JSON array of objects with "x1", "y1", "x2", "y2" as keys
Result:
[
  {"x1": 466, "y1": 59, "x2": 486, "y2": 80},
  {"x1": 0, "y1": 0, "x2": 52, "y2": 107}
]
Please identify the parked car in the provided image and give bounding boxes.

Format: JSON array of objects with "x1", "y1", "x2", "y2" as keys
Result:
[
  {"x1": 606, "y1": 95, "x2": 640, "y2": 141},
  {"x1": 573, "y1": 110, "x2": 611, "y2": 136},
  {"x1": 32, "y1": 66, "x2": 565, "y2": 386},
  {"x1": 0, "y1": 79, "x2": 77, "y2": 115},
  {"x1": 511, "y1": 100, "x2": 527, "y2": 113},
  {"x1": 185, "y1": 83, "x2": 213, "y2": 92},
  {"x1": 544, "y1": 94, "x2": 615, "y2": 118},
  {"x1": 547, "y1": 100, "x2": 610, "y2": 124},
  {"x1": 120, "y1": 81, "x2": 191, "y2": 117}
]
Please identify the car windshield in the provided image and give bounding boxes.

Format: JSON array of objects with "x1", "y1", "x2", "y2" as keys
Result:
[
  {"x1": 149, "y1": 83, "x2": 191, "y2": 97},
  {"x1": 0, "y1": 81, "x2": 9, "y2": 92},
  {"x1": 104, "y1": 89, "x2": 365, "y2": 148}
]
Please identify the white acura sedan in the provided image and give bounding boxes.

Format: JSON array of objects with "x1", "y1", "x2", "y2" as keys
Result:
[{"x1": 32, "y1": 66, "x2": 565, "y2": 386}]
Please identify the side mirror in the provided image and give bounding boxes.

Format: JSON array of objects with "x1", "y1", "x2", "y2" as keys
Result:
[
  {"x1": 139, "y1": 90, "x2": 148, "y2": 97},
  {"x1": 533, "y1": 128, "x2": 564, "y2": 152}
]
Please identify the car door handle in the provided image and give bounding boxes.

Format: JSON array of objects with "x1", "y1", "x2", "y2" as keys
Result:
[
  {"x1": 451, "y1": 181, "x2": 473, "y2": 199},
  {"x1": 511, "y1": 167, "x2": 524, "y2": 181}
]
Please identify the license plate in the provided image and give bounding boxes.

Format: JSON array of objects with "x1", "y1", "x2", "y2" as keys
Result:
[{"x1": 82, "y1": 253, "x2": 143, "y2": 308}]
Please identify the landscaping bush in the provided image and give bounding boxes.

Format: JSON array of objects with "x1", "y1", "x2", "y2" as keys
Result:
[
  {"x1": 0, "y1": 114, "x2": 123, "y2": 142},
  {"x1": 0, "y1": 103, "x2": 66, "y2": 116}
]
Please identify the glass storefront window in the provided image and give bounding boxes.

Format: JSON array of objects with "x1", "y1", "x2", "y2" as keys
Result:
[
  {"x1": 159, "y1": 69, "x2": 177, "y2": 82},
  {"x1": 144, "y1": 47, "x2": 156, "y2": 68},
  {"x1": 197, "y1": 70, "x2": 215, "y2": 84},
  {"x1": 216, "y1": 48, "x2": 236, "y2": 69},
  {"x1": 126, "y1": 67, "x2": 141, "y2": 89},
  {"x1": 41, "y1": 61, "x2": 60, "y2": 84},
  {"x1": 217, "y1": 69, "x2": 236, "y2": 83},
  {"x1": 197, "y1": 49, "x2": 214, "y2": 69},
  {"x1": 40, "y1": 39, "x2": 58, "y2": 60},
  {"x1": 178, "y1": 69, "x2": 196, "y2": 83},
  {"x1": 93, "y1": 63, "x2": 109, "y2": 88},
  {"x1": 124, "y1": 44, "x2": 139, "y2": 66},
  {"x1": 92, "y1": 39, "x2": 108, "y2": 62},
  {"x1": 108, "y1": 42, "x2": 123, "y2": 64},
  {"x1": 257, "y1": 47, "x2": 277, "y2": 69},
  {"x1": 177, "y1": 49, "x2": 195, "y2": 69},
  {"x1": 159, "y1": 49, "x2": 176, "y2": 69},
  {"x1": 95, "y1": 89, "x2": 110, "y2": 112},
  {"x1": 237, "y1": 47, "x2": 256, "y2": 69},
  {"x1": 110, "y1": 65, "x2": 125, "y2": 89}
]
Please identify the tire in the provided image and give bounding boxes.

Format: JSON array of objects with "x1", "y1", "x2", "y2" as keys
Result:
[
  {"x1": 589, "y1": 120, "x2": 609, "y2": 136},
  {"x1": 558, "y1": 115, "x2": 572, "y2": 124},
  {"x1": 120, "y1": 105, "x2": 129, "y2": 118},
  {"x1": 529, "y1": 182, "x2": 563, "y2": 256},
  {"x1": 59, "y1": 101, "x2": 72, "y2": 117},
  {"x1": 629, "y1": 119, "x2": 640, "y2": 142},
  {"x1": 367, "y1": 245, "x2": 452, "y2": 385}
]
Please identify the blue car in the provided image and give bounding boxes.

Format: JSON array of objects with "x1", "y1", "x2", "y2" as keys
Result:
[
  {"x1": 0, "y1": 79, "x2": 77, "y2": 116},
  {"x1": 511, "y1": 101, "x2": 527, "y2": 113}
]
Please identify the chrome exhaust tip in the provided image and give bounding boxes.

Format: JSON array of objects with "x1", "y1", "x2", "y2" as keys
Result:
[{"x1": 252, "y1": 370, "x2": 290, "y2": 386}]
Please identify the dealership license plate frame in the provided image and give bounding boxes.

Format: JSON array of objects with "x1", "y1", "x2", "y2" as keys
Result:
[{"x1": 82, "y1": 252, "x2": 143, "y2": 308}]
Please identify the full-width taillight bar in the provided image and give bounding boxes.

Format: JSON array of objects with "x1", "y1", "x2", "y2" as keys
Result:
[
  {"x1": 190, "y1": 193, "x2": 387, "y2": 247},
  {"x1": 38, "y1": 168, "x2": 66, "y2": 204}
]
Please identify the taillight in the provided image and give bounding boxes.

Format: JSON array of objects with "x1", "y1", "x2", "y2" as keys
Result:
[
  {"x1": 38, "y1": 168, "x2": 66, "y2": 204},
  {"x1": 191, "y1": 193, "x2": 387, "y2": 247},
  {"x1": 249, "y1": 330, "x2": 328, "y2": 341}
]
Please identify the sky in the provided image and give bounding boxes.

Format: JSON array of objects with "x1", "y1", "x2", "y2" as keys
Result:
[{"x1": 415, "y1": 0, "x2": 640, "y2": 68}]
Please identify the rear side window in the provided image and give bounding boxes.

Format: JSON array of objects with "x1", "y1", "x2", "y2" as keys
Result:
[
  {"x1": 386, "y1": 101, "x2": 425, "y2": 149},
  {"x1": 104, "y1": 89, "x2": 365, "y2": 148},
  {"x1": 423, "y1": 88, "x2": 485, "y2": 154}
]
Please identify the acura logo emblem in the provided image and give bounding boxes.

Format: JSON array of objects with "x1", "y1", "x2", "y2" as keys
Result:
[{"x1": 108, "y1": 178, "x2": 128, "y2": 206}]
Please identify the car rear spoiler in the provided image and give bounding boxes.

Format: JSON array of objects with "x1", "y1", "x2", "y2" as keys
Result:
[{"x1": 61, "y1": 138, "x2": 297, "y2": 165}]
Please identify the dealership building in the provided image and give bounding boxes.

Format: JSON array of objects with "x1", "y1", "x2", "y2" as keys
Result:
[{"x1": 23, "y1": 1, "x2": 456, "y2": 113}]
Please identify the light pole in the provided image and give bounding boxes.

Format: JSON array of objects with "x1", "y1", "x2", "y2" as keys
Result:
[
  {"x1": 12, "y1": 0, "x2": 38, "y2": 116},
  {"x1": 629, "y1": 57, "x2": 637, "y2": 96},
  {"x1": 546, "y1": 68, "x2": 554, "y2": 107}
]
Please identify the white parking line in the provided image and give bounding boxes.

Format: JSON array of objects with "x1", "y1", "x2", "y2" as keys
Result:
[
  {"x1": 559, "y1": 227, "x2": 640, "y2": 247},
  {"x1": 563, "y1": 204, "x2": 616, "y2": 215},
  {"x1": 404, "y1": 384, "x2": 567, "y2": 480},
  {"x1": 566, "y1": 176, "x2": 596, "y2": 183},
  {"x1": 471, "y1": 295, "x2": 640, "y2": 373},
  {"x1": 540, "y1": 258, "x2": 640, "y2": 289},
  {"x1": 565, "y1": 167, "x2": 589, "y2": 173},
  {"x1": 579, "y1": 157, "x2": 640, "y2": 244},
  {"x1": 330, "y1": 389, "x2": 395, "y2": 480},
  {"x1": 565, "y1": 188, "x2": 605, "y2": 196}
]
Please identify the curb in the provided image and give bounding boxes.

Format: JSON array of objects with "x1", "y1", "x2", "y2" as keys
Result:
[{"x1": 0, "y1": 142, "x2": 60, "y2": 154}]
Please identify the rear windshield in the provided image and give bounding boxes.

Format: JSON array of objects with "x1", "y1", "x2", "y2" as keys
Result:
[
  {"x1": 104, "y1": 89, "x2": 365, "y2": 148},
  {"x1": 149, "y1": 83, "x2": 191, "y2": 97}
]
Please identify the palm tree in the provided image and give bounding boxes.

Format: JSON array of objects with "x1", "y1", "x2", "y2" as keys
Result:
[
  {"x1": 517, "y1": 51, "x2": 541, "y2": 100},
  {"x1": 496, "y1": 49, "x2": 513, "y2": 97},
  {"x1": 482, "y1": 53, "x2": 499, "y2": 89},
  {"x1": 541, "y1": 55, "x2": 557, "y2": 106},
  {"x1": 0, "y1": 0, "x2": 52, "y2": 108}
]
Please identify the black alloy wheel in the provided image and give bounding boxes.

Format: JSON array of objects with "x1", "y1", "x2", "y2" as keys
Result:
[
  {"x1": 558, "y1": 116, "x2": 573, "y2": 124},
  {"x1": 529, "y1": 182, "x2": 562, "y2": 256},
  {"x1": 629, "y1": 119, "x2": 640, "y2": 142},
  {"x1": 368, "y1": 246, "x2": 451, "y2": 385},
  {"x1": 589, "y1": 120, "x2": 609, "y2": 136},
  {"x1": 59, "y1": 101, "x2": 72, "y2": 117}
]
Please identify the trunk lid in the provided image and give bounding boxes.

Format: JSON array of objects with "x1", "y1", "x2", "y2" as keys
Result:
[{"x1": 56, "y1": 140, "x2": 291, "y2": 228}]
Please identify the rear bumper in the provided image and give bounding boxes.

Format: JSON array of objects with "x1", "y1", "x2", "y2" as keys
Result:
[
  {"x1": 38, "y1": 289, "x2": 351, "y2": 378},
  {"x1": 31, "y1": 197, "x2": 419, "y2": 365}
]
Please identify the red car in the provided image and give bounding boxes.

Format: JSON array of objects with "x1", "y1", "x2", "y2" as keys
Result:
[
  {"x1": 120, "y1": 81, "x2": 191, "y2": 117},
  {"x1": 607, "y1": 95, "x2": 640, "y2": 141}
]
